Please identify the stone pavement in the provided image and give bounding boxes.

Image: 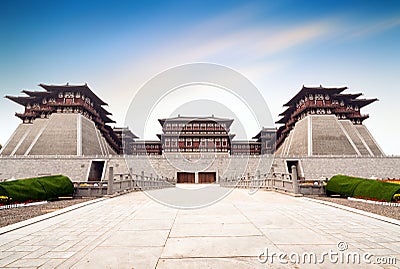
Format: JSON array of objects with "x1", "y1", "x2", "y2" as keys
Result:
[{"x1": 0, "y1": 187, "x2": 399, "y2": 268}]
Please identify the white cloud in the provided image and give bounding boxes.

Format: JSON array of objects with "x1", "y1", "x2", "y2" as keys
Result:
[{"x1": 340, "y1": 16, "x2": 400, "y2": 40}]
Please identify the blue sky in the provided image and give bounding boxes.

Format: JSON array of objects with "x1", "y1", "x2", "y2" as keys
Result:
[{"x1": 0, "y1": 0, "x2": 399, "y2": 154}]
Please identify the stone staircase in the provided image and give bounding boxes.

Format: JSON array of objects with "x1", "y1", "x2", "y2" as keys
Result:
[
  {"x1": 14, "y1": 119, "x2": 48, "y2": 155},
  {"x1": 0, "y1": 124, "x2": 30, "y2": 156},
  {"x1": 81, "y1": 115, "x2": 103, "y2": 155},
  {"x1": 29, "y1": 114, "x2": 77, "y2": 155},
  {"x1": 287, "y1": 117, "x2": 308, "y2": 156},
  {"x1": 339, "y1": 120, "x2": 371, "y2": 156},
  {"x1": 311, "y1": 115, "x2": 357, "y2": 155}
]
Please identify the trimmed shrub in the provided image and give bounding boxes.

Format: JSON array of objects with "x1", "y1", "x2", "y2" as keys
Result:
[
  {"x1": 36, "y1": 175, "x2": 74, "y2": 200},
  {"x1": 0, "y1": 175, "x2": 73, "y2": 203},
  {"x1": 353, "y1": 180, "x2": 400, "y2": 202},
  {"x1": 326, "y1": 174, "x2": 400, "y2": 202},
  {"x1": 326, "y1": 175, "x2": 366, "y2": 197}
]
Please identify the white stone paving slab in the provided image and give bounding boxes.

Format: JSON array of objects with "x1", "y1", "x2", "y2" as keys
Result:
[
  {"x1": 119, "y1": 219, "x2": 175, "y2": 231},
  {"x1": 169, "y1": 222, "x2": 262, "y2": 237},
  {"x1": 100, "y1": 230, "x2": 170, "y2": 247},
  {"x1": 156, "y1": 257, "x2": 294, "y2": 269},
  {"x1": 6, "y1": 258, "x2": 48, "y2": 267},
  {"x1": 260, "y1": 227, "x2": 338, "y2": 245},
  {"x1": 71, "y1": 246, "x2": 163, "y2": 269},
  {"x1": 161, "y1": 236, "x2": 279, "y2": 258}
]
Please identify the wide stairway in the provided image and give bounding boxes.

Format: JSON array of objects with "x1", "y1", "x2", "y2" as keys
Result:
[
  {"x1": 13, "y1": 119, "x2": 48, "y2": 155},
  {"x1": 0, "y1": 124, "x2": 30, "y2": 155},
  {"x1": 29, "y1": 114, "x2": 77, "y2": 155},
  {"x1": 311, "y1": 115, "x2": 357, "y2": 155},
  {"x1": 339, "y1": 120, "x2": 371, "y2": 156}
]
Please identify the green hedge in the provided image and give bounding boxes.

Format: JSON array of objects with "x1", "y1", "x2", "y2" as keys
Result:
[
  {"x1": 326, "y1": 175, "x2": 400, "y2": 202},
  {"x1": 0, "y1": 175, "x2": 74, "y2": 203},
  {"x1": 326, "y1": 175, "x2": 366, "y2": 197},
  {"x1": 353, "y1": 180, "x2": 400, "y2": 202}
]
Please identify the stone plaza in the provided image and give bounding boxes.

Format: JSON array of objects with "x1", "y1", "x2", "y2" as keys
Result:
[{"x1": 0, "y1": 187, "x2": 399, "y2": 268}]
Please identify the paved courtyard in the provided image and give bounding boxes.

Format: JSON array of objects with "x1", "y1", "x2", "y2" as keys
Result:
[{"x1": 0, "y1": 187, "x2": 399, "y2": 268}]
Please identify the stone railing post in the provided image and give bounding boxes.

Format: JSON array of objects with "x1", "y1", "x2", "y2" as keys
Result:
[
  {"x1": 291, "y1": 165, "x2": 300, "y2": 194},
  {"x1": 271, "y1": 173, "x2": 275, "y2": 189},
  {"x1": 107, "y1": 166, "x2": 114, "y2": 195}
]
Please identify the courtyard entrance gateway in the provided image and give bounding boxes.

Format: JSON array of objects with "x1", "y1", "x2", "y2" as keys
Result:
[{"x1": 177, "y1": 172, "x2": 216, "y2": 183}]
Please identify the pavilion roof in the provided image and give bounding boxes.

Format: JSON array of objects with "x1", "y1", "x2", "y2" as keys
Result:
[
  {"x1": 7, "y1": 83, "x2": 116, "y2": 123},
  {"x1": 279, "y1": 106, "x2": 295, "y2": 116},
  {"x1": 283, "y1": 85, "x2": 347, "y2": 106},
  {"x1": 350, "y1": 98, "x2": 378, "y2": 108},
  {"x1": 113, "y1": 127, "x2": 139, "y2": 139},
  {"x1": 331, "y1": 93, "x2": 363, "y2": 99},
  {"x1": 5, "y1": 95, "x2": 38, "y2": 105},
  {"x1": 275, "y1": 114, "x2": 290, "y2": 124},
  {"x1": 39, "y1": 83, "x2": 108, "y2": 106},
  {"x1": 252, "y1": 127, "x2": 276, "y2": 139},
  {"x1": 21, "y1": 90, "x2": 51, "y2": 97},
  {"x1": 158, "y1": 115, "x2": 234, "y2": 127}
]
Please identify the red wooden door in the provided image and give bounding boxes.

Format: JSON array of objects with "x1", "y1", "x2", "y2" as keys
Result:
[
  {"x1": 177, "y1": 172, "x2": 195, "y2": 183},
  {"x1": 199, "y1": 172, "x2": 216, "y2": 183}
]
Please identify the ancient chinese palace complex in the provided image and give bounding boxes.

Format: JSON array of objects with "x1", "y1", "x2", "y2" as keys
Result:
[
  {"x1": 2, "y1": 83, "x2": 399, "y2": 184},
  {"x1": 1, "y1": 83, "x2": 385, "y2": 158},
  {"x1": 126, "y1": 115, "x2": 275, "y2": 155},
  {"x1": 2, "y1": 84, "x2": 120, "y2": 155},
  {"x1": 158, "y1": 116, "x2": 234, "y2": 153},
  {"x1": 275, "y1": 85, "x2": 384, "y2": 156}
]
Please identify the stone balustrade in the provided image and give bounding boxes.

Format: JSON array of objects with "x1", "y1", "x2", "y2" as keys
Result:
[
  {"x1": 74, "y1": 167, "x2": 175, "y2": 197},
  {"x1": 220, "y1": 165, "x2": 327, "y2": 195}
]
